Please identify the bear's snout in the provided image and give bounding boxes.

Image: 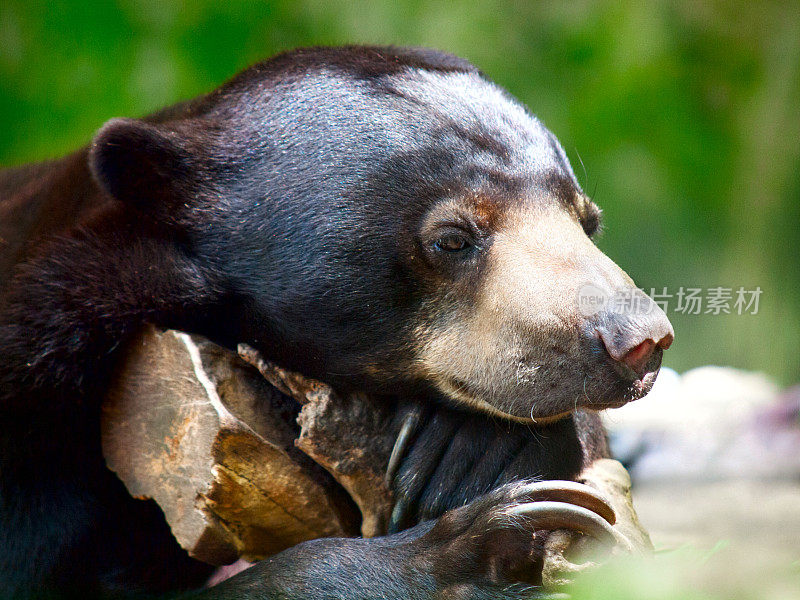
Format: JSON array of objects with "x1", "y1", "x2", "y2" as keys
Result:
[{"x1": 592, "y1": 299, "x2": 674, "y2": 382}]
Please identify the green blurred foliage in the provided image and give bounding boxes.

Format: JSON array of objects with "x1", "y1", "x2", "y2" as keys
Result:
[
  {"x1": 1, "y1": 0, "x2": 799, "y2": 381},
  {"x1": 566, "y1": 545, "x2": 800, "y2": 600}
]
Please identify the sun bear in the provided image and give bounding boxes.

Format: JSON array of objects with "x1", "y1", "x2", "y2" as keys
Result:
[{"x1": 0, "y1": 46, "x2": 673, "y2": 599}]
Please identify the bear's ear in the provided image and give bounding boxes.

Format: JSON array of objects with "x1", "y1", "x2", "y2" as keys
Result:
[{"x1": 89, "y1": 118, "x2": 197, "y2": 214}]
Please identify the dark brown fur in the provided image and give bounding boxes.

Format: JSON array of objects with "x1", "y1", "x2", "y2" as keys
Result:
[{"x1": 1, "y1": 46, "x2": 666, "y2": 600}]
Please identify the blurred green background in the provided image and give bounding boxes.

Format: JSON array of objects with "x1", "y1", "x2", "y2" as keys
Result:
[{"x1": 2, "y1": 0, "x2": 799, "y2": 383}]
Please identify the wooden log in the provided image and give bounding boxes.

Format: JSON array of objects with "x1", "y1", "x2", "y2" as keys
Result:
[
  {"x1": 541, "y1": 458, "x2": 653, "y2": 587},
  {"x1": 237, "y1": 344, "x2": 407, "y2": 538},
  {"x1": 102, "y1": 325, "x2": 359, "y2": 565}
]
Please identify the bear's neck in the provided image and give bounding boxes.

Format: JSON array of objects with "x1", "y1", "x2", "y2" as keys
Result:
[
  {"x1": 0, "y1": 211, "x2": 222, "y2": 414},
  {"x1": 0, "y1": 149, "x2": 105, "y2": 291}
]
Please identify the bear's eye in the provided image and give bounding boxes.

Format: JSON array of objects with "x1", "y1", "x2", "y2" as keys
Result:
[{"x1": 434, "y1": 233, "x2": 471, "y2": 253}]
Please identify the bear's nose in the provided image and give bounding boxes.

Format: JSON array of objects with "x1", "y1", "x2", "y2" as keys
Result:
[{"x1": 595, "y1": 306, "x2": 674, "y2": 379}]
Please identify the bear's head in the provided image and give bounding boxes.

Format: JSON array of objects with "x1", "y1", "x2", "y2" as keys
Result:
[{"x1": 90, "y1": 46, "x2": 673, "y2": 422}]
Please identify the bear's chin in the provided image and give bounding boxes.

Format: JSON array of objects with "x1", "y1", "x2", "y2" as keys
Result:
[{"x1": 438, "y1": 367, "x2": 659, "y2": 423}]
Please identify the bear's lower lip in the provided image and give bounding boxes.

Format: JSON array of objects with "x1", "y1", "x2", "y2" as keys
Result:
[
  {"x1": 591, "y1": 369, "x2": 658, "y2": 410},
  {"x1": 548, "y1": 367, "x2": 659, "y2": 414},
  {"x1": 629, "y1": 369, "x2": 659, "y2": 397}
]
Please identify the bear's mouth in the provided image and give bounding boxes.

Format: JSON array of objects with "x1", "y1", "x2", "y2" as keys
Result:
[
  {"x1": 587, "y1": 366, "x2": 660, "y2": 410},
  {"x1": 439, "y1": 361, "x2": 660, "y2": 423}
]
